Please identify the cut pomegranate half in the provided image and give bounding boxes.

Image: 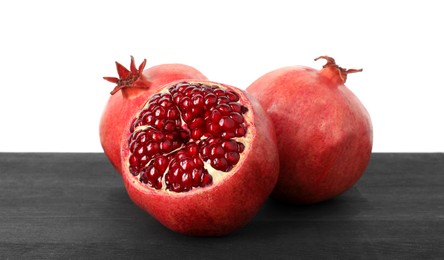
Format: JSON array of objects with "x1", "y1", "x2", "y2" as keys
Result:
[{"x1": 120, "y1": 80, "x2": 279, "y2": 236}]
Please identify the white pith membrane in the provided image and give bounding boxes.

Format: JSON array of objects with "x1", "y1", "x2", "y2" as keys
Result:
[{"x1": 127, "y1": 81, "x2": 253, "y2": 193}]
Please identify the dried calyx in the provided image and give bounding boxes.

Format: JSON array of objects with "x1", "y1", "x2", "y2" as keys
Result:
[{"x1": 103, "y1": 56, "x2": 151, "y2": 95}]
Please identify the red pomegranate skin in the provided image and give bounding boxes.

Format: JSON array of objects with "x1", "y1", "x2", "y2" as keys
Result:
[
  {"x1": 247, "y1": 57, "x2": 373, "y2": 204},
  {"x1": 100, "y1": 60, "x2": 207, "y2": 174},
  {"x1": 121, "y1": 80, "x2": 279, "y2": 236}
]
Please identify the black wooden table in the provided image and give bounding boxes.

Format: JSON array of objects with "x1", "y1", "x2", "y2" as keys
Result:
[{"x1": 1, "y1": 153, "x2": 443, "y2": 259}]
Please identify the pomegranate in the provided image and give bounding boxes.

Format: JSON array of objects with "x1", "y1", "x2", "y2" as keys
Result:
[
  {"x1": 100, "y1": 56, "x2": 207, "y2": 174},
  {"x1": 247, "y1": 56, "x2": 373, "y2": 204},
  {"x1": 120, "y1": 80, "x2": 279, "y2": 236}
]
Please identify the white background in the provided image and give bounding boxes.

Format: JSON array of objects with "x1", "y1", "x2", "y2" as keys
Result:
[{"x1": 0, "y1": 0, "x2": 443, "y2": 152}]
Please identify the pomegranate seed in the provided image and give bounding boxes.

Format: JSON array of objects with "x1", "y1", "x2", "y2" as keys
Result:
[
  {"x1": 150, "y1": 93, "x2": 162, "y2": 102},
  {"x1": 192, "y1": 94, "x2": 204, "y2": 106},
  {"x1": 230, "y1": 112, "x2": 244, "y2": 124},
  {"x1": 139, "y1": 172, "x2": 149, "y2": 184},
  {"x1": 201, "y1": 172, "x2": 212, "y2": 186},
  {"x1": 213, "y1": 89, "x2": 225, "y2": 96},
  {"x1": 189, "y1": 117, "x2": 205, "y2": 129},
  {"x1": 181, "y1": 97, "x2": 193, "y2": 110},
  {"x1": 153, "y1": 179, "x2": 162, "y2": 189},
  {"x1": 136, "y1": 129, "x2": 147, "y2": 140},
  {"x1": 146, "y1": 128, "x2": 155, "y2": 136},
  {"x1": 237, "y1": 142, "x2": 245, "y2": 152},
  {"x1": 146, "y1": 142, "x2": 160, "y2": 156},
  {"x1": 129, "y1": 140, "x2": 137, "y2": 153},
  {"x1": 160, "y1": 140, "x2": 172, "y2": 153},
  {"x1": 181, "y1": 173, "x2": 192, "y2": 190},
  {"x1": 176, "y1": 82, "x2": 189, "y2": 91},
  {"x1": 165, "y1": 133, "x2": 174, "y2": 140},
  {"x1": 179, "y1": 130, "x2": 190, "y2": 141},
  {"x1": 154, "y1": 119, "x2": 165, "y2": 129},
  {"x1": 190, "y1": 88, "x2": 202, "y2": 96},
  {"x1": 129, "y1": 166, "x2": 139, "y2": 176},
  {"x1": 211, "y1": 157, "x2": 228, "y2": 171},
  {"x1": 139, "y1": 155, "x2": 149, "y2": 166},
  {"x1": 203, "y1": 110, "x2": 212, "y2": 120},
  {"x1": 182, "y1": 111, "x2": 193, "y2": 122},
  {"x1": 221, "y1": 140, "x2": 238, "y2": 152},
  {"x1": 180, "y1": 158, "x2": 194, "y2": 171},
  {"x1": 191, "y1": 168, "x2": 202, "y2": 184},
  {"x1": 210, "y1": 110, "x2": 223, "y2": 122},
  {"x1": 164, "y1": 121, "x2": 176, "y2": 132},
  {"x1": 153, "y1": 156, "x2": 169, "y2": 173},
  {"x1": 217, "y1": 104, "x2": 232, "y2": 115},
  {"x1": 204, "y1": 93, "x2": 217, "y2": 107},
  {"x1": 154, "y1": 107, "x2": 166, "y2": 117},
  {"x1": 186, "y1": 143, "x2": 199, "y2": 156},
  {"x1": 226, "y1": 91, "x2": 240, "y2": 102},
  {"x1": 176, "y1": 151, "x2": 187, "y2": 160},
  {"x1": 135, "y1": 146, "x2": 145, "y2": 157},
  {"x1": 207, "y1": 137, "x2": 217, "y2": 144},
  {"x1": 201, "y1": 146, "x2": 210, "y2": 159},
  {"x1": 210, "y1": 146, "x2": 225, "y2": 157},
  {"x1": 143, "y1": 114, "x2": 154, "y2": 125},
  {"x1": 235, "y1": 126, "x2": 246, "y2": 137},
  {"x1": 158, "y1": 97, "x2": 171, "y2": 108},
  {"x1": 207, "y1": 122, "x2": 221, "y2": 135},
  {"x1": 221, "y1": 131, "x2": 236, "y2": 139},
  {"x1": 140, "y1": 165, "x2": 163, "y2": 189},
  {"x1": 225, "y1": 152, "x2": 240, "y2": 164},
  {"x1": 170, "y1": 167, "x2": 181, "y2": 178},
  {"x1": 129, "y1": 118, "x2": 137, "y2": 133},
  {"x1": 228, "y1": 102, "x2": 242, "y2": 113},
  {"x1": 129, "y1": 154, "x2": 138, "y2": 166},
  {"x1": 241, "y1": 105, "x2": 249, "y2": 114},
  {"x1": 194, "y1": 157, "x2": 204, "y2": 168},
  {"x1": 167, "y1": 109, "x2": 180, "y2": 120},
  {"x1": 191, "y1": 107, "x2": 204, "y2": 117},
  {"x1": 184, "y1": 85, "x2": 195, "y2": 95},
  {"x1": 191, "y1": 128, "x2": 203, "y2": 140},
  {"x1": 152, "y1": 131, "x2": 165, "y2": 142},
  {"x1": 148, "y1": 166, "x2": 159, "y2": 179},
  {"x1": 218, "y1": 117, "x2": 235, "y2": 130},
  {"x1": 217, "y1": 96, "x2": 230, "y2": 104},
  {"x1": 173, "y1": 93, "x2": 183, "y2": 104},
  {"x1": 149, "y1": 104, "x2": 159, "y2": 112}
]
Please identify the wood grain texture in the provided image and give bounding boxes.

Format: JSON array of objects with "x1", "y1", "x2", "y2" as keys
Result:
[{"x1": 0, "y1": 153, "x2": 443, "y2": 259}]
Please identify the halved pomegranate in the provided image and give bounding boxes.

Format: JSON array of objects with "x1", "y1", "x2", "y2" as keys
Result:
[
  {"x1": 100, "y1": 56, "x2": 207, "y2": 174},
  {"x1": 121, "y1": 80, "x2": 279, "y2": 236}
]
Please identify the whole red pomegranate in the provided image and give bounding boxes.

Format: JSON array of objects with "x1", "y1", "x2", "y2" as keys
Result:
[
  {"x1": 120, "y1": 80, "x2": 279, "y2": 236},
  {"x1": 247, "y1": 56, "x2": 373, "y2": 204},
  {"x1": 100, "y1": 56, "x2": 207, "y2": 174}
]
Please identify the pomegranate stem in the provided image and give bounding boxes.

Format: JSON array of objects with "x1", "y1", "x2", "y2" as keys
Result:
[{"x1": 315, "y1": 56, "x2": 362, "y2": 84}]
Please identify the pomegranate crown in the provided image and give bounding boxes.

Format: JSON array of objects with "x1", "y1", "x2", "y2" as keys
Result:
[
  {"x1": 103, "y1": 56, "x2": 151, "y2": 95},
  {"x1": 315, "y1": 56, "x2": 362, "y2": 84}
]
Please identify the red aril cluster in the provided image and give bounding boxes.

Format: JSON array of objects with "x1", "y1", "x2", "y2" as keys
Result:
[{"x1": 126, "y1": 82, "x2": 251, "y2": 193}]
